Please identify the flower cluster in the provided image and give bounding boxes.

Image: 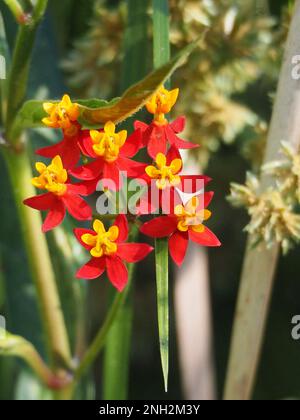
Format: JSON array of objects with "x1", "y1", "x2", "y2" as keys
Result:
[
  {"x1": 24, "y1": 87, "x2": 221, "y2": 291},
  {"x1": 229, "y1": 142, "x2": 300, "y2": 254}
]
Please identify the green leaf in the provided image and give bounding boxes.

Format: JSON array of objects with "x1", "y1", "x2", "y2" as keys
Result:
[
  {"x1": 155, "y1": 237, "x2": 169, "y2": 393},
  {"x1": 0, "y1": 329, "x2": 56, "y2": 387},
  {"x1": 15, "y1": 38, "x2": 202, "y2": 129}
]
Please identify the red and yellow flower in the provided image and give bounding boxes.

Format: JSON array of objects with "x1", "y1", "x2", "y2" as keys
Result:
[
  {"x1": 75, "y1": 215, "x2": 153, "y2": 291},
  {"x1": 133, "y1": 86, "x2": 198, "y2": 159},
  {"x1": 36, "y1": 95, "x2": 86, "y2": 169},
  {"x1": 137, "y1": 147, "x2": 210, "y2": 214},
  {"x1": 24, "y1": 156, "x2": 93, "y2": 232},
  {"x1": 70, "y1": 121, "x2": 145, "y2": 190},
  {"x1": 140, "y1": 196, "x2": 221, "y2": 266}
]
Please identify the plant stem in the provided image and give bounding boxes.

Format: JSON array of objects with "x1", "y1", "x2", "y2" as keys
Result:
[
  {"x1": 153, "y1": 0, "x2": 170, "y2": 72},
  {"x1": 0, "y1": 11, "x2": 10, "y2": 123},
  {"x1": 224, "y1": 0, "x2": 300, "y2": 400},
  {"x1": 3, "y1": 148, "x2": 71, "y2": 370},
  {"x1": 75, "y1": 264, "x2": 135, "y2": 382},
  {"x1": 49, "y1": 226, "x2": 86, "y2": 358},
  {"x1": 102, "y1": 280, "x2": 134, "y2": 400},
  {"x1": 153, "y1": 0, "x2": 170, "y2": 393},
  {"x1": 3, "y1": 0, "x2": 24, "y2": 23},
  {"x1": 5, "y1": 0, "x2": 48, "y2": 144}
]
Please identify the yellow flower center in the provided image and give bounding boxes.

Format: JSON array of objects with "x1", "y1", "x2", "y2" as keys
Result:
[
  {"x1": 145, "y1": 152, "x2": 182, "y2": 190},
  {"x1": 42, "y1": 94, "x2": 80, "y2": 136},
  {"x1": 174, "y1": 197, "x2": 212, "y2": 232},
  {"x1": 81, "y1": 220, "x2": 119, "y2": 258},
  {"x1": 31, "y1": 155, "x2": 67, "y2": 196},
  {"x1": 146, "y1": 85, "x2": 179, "y2": 124},
  {"x1": 90, "y1": 121, "x2": 127, "y2": 163}
]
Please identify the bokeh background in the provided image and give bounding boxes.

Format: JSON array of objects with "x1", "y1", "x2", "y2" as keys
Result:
[{"x1": 1, "y1": 0, "x2": 300, "y2": 400}]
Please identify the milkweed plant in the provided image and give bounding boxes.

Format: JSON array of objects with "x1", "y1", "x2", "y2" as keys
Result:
[
  {"x1": 0, "y1": 0, "x2": 222, "y2": 399},
  {"x1": 2, "y1": 0, "x2": 295, "y2": 401}
]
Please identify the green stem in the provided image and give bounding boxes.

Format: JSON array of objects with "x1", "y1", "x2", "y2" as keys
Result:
[
  {"x1": 3, "y1": 148, "x2": 71, "y2": 370},
  {"x1": 75, "y1": 264, "x2": 135, "y2": 382},
  {"x1": 0, "y1": 329, "x2": 68, "y2": 389},
  {"x1": 153, "y1": 0, "x2": 170, "y2": 71},
  {"x1": 5, "y1": 0, "x2": 48, "y2": 144},
  {"x1": 49, "y1": 226, "x2": 86, "y2": 358},
  {"x1": 102, "y1": 278, "x2": 134, "y2": 400},
  {"x1": 3, "y1": 0, "x2": 25, "y2": 23},
  {"x1": 153, "y1": 0, "x2": 170, "y2": 393},
  {"x1": 16, "y1": 342, "x2": 68, "y2": 389}
]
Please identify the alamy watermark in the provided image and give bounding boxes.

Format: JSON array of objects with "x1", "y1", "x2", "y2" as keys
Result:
[
  {"x1": 292, "y1": 55, "x2": 300, "y2": 80},
  {"x1": 291, "y1": 315, "x2": 300, "y2": 340},
  {"x1": 94, "y1": 173, "x2": 206, "y2": 216},
  {"x1": 0, "y1": 315, "x2": 6, "y2": 339},
  {"x1": 0, "y1": 54, "x2": 6, "y2": 80}
]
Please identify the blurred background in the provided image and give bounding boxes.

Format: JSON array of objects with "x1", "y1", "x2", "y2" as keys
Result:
[{"x1": 1, "y1": 0, "x2": 300, "y2": 400}]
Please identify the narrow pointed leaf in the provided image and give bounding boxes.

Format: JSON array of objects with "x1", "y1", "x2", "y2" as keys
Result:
[{"x1": 155, "y1": 237, "x2": 169, "y2": 392}]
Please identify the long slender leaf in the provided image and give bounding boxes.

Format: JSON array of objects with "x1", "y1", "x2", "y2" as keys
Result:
[{"x1": 155, "y1": 237, "x2": 169, "y2": 392}]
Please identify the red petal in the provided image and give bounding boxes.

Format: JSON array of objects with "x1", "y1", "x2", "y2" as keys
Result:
[
  {"x1": 134, "y1": 120, "x2": 148, "y2": 130},
  {"x1": 116, "y1": 243, "x2": 153, "y2": 263},
  {"x1": 106, "y1": 255, "x2": 128, "y2": 292},
  {"x1": 170, "y1": 116, "x2": 186, "y2": 133},
  {"x1": 114, "y1": 214, "x2": 129, "y2": 242},
  {"x1": 67, "y1": 180, "x2": 97, "y2": 196},
  {"x1": 36, "y1": 137, "x2": 80, "y2": 169},
  {"x1": 70, "y1": 159, "x2": 104, "y2": 181},
  {"x1": 60, "y1": 136, "x2": 81, "y2": 169},
  {"x1": 42, "y1": 200, "x2": 66, "y2": 232},
  {"x1": 140, "y1": 216, "x2": 177, "y2": 238},
  {"x1": 169, "y1": 230, "x2": 189, "y2": 266},
  {"x1": 166, "y1": 145, "x2": 182, "y2": 165},
  {"x1": 203, "y1": 191, "x2": 214, "y2": 208},
  {"x1": 76, "y1": 257, "x2": 106, "y2": 280},
  {"x1": 117, "y1": 157, "x2": 147, "y2": 178},
  {"x1": 178, "y1": 175, "x2": 211, "y2": 195},
  {"x1": 102, "y1": 162, "x2": 121, "y2": 191},
  {"x1": 138, "y1": 121, "x2": 150, "y2": 147},
  {"x1": 147, "y1": 125, "x2": 167, "y2": 159},
  {"x1": 62, "y1": 192, "x2": 92, "y2": 221},
  {"x1": 189, "y1": 226, "x2": 221, "y2": 247},
  {"x1": 79, "y1": 132, "x2": 98, "y2": 158},
  {"x1": 23, "y1": 193, "x2": 56, "y2": 210},
  {"x1": 74, "y1": 228, "x2": 95, "y2": 250},
  {"x1": 36, "y1": 140, "x2": 65, "y2": 159},
  {"x1": 120, "y1": 129, "x2": 142, "y2": 158},
  {"x1": 165, "y1": 125, "x2": 198, "y2": 150}
]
